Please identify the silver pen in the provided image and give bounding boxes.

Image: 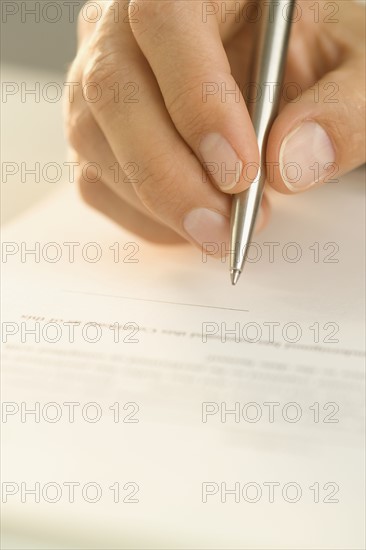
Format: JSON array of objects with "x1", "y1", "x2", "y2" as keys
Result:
[{"x1": 230, "y1": 0, "x2": 295, "y2": 285}]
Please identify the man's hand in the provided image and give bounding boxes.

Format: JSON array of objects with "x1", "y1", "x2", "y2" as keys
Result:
[{"x1": 65, "y1": 0, "x2": 365, "y2": 251}]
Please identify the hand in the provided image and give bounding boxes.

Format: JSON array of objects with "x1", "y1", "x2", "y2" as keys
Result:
[{"x1": 65, "y1": 0, "x2": 365, "y2": 251}]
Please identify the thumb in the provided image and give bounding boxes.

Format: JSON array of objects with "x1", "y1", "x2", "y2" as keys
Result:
[{"x1": 266, "y1": 60, "x2": 366, "y2": 194}]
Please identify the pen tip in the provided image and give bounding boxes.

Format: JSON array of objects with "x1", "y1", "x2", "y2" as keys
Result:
[{"x1": 230, "y1": 269, "x2": 241, "y2": 286}]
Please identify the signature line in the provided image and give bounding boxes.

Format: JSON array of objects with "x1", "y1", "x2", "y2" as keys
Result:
[{"x1": 64, "y1": 290, "x2": 249, "y2": 313}]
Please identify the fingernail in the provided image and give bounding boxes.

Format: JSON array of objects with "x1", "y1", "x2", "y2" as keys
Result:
[
  {"x1": 280, "y1": 121, "x2": 336, "y2": 191},
  {"x1": 199, "y1": 133, "x2": 243, "y2": 191},
  {"x1": 183, "y1": 208, "x2": 229, "y2": 254}
]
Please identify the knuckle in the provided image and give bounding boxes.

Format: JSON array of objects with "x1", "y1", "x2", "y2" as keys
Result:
[
  {"x1": 66, "y1": 110, "x2": 93, "y2": 157},
  {"x1": 81, "y1": 43, "x2": 134, "y2": 114},
  {"x1": 82, "y1": 49, "x2": 116, "y2": 89},
  {"x1": 67, "y1": 123, "x2": 83, "y2": 154},
  {"x1": 135, "y1": 152, "x2": 181, "y2": 215},
  {"x1": 78, "y1": 172, "x2": 103, "y2": 205},
  {"x1": 81, "y1": 53, "x2": 120, "y2": 113},
  {"x1": 81, "y1": 17, "x2": 122, "y2": 91},
  {"x1": 166, "y1": 76, "x2": 216, "y2": 140},
  {"x1": 166, "y1": 77, "x2": 202, "y2": 114},
  {"x1": 78, "y1": 175, "x2": 95, "y2": 206}
]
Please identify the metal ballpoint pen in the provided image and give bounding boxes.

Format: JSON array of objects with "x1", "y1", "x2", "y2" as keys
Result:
[{"x1": 230, "y1": 0, "x2": 295, "y2": 285}]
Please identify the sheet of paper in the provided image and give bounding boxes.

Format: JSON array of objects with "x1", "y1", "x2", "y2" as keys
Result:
[{"x1": 1, "y1": 168, "x2": 365, "y2": 549}]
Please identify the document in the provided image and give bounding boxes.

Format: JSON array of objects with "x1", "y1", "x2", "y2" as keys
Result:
[{"x1": 1, "y1": 168, "x2": 365, "y2": 549}]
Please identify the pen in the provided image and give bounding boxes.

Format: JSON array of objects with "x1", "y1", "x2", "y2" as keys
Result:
[{"x1": 230, "y1": 0, "x2": 295, "y2": 285}]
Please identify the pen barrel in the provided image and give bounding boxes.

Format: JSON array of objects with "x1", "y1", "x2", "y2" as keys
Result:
[
  {"x1": 230, "y1": 0, "x2": 295, "y2": 273},
  {"x1": 249, "y1": 0, "x2": 296, "y2": 154}
]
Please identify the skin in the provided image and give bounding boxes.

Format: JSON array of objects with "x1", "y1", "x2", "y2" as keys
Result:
[{"x1": 65, "y1": 0, "x2": 366, "y2": 249}]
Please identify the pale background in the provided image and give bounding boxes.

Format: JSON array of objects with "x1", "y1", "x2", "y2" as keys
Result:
[
  {"x1": 1, "y1": 3, "x2": 82, "y2": 545},
  {"x1": 1, "y1": 0, "x2": 83, "y2": 225}
]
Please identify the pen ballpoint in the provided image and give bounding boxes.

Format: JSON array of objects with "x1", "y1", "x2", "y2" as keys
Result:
[{"x1": 230, "y1": 0, "x2": 295, "y2": 285}]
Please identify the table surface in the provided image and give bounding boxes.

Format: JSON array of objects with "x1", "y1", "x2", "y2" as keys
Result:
[{"x1": 1, "y1": 64, "x2": 68, "y2": 225}]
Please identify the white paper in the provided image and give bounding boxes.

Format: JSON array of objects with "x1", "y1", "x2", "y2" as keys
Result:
[{"x1": 1, "y1": 168, "x2": 365, "y2": 549}]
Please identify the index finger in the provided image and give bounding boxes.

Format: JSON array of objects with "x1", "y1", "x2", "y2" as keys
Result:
[{"x1": 130, "y1": 0, "x2": 260, "y2": 193}]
